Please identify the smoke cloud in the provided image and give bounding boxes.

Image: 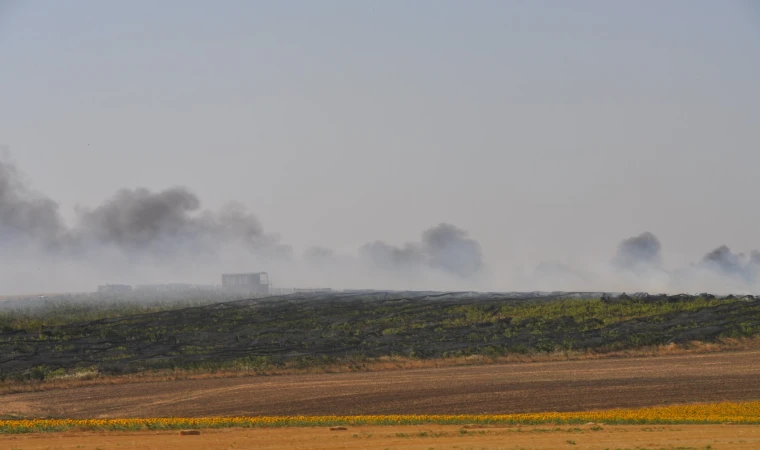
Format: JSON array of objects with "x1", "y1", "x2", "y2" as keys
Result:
[
  {"x1": 0, "y1": 155, "x2": 488, "y2": 293},
  {"x1": 4, "y1": 153, "x2": 760, "y2": 295},
  {"x1": 751, "y1": 250, "x2": 760, "y2": 266},
  {"x1": 423, "y1": 223, "x2": 484, "y2": 278},
  {"x1": 77, "y1": 187, "x2": 204, "y2": 249},
  {"x1": 0, "y1": 155, "x2": 296, "y2": 292},
  {"x1": 694, "y1": 245, "x2": 760, "y2": 285},
  {"x1": 0, "y1": 153, "x2": 290, "y2": 260},
  {"x1": 359, "y1": 223, "x2": 484, "y2": 279},
  {"x1": 613, "y1": 231, "x2": 662, "y2": 272},
  {"x1": 701, "y1": 245, "x2": 744, "y2": 275},
  {"x1": 303, "y1": 246, "x2": 335, "y2": 264},
  {"x1": 75, "y1": 188, "x2": 290, "y2": 259},
  {"x1": 0, "y1": 154, "x2": 66, "y2": 248}
]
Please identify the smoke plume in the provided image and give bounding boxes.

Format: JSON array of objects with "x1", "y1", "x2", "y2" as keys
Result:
[
  {"x1": 6, "y1": 152, "x2": 760, "y2": 295},
  {"x1": 0, "y1": 154, "x2": 66, "y2": 248},
  {"x1": 75, "y1": 189, "x2": 289, "y2": 259},
  {"x1": 422, "y1": 223, "x2": 484, "y2": 278},
  {"x1": 0, "y1": 154, "x2": 494, "y2": 292},
  {"x1": 0, "y1": 155, "x2": 290, "y2": 263},
  {"x1": 695, "y1": 245, "x2": 760, "y2": 284},
  {"x1": 701, "y1": 245, "x2": 744, "y2": 274},
  {"x1": 360, "y1": 223, "x2": 484, "y2": 278},
  {"x1": 613, "y1": 232, "x2": 662, "y2": 272}
]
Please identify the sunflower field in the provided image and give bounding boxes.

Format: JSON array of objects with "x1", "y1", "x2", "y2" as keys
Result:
[{"x1": 2, "y1": 401, "x2": 759, "y2": 434}]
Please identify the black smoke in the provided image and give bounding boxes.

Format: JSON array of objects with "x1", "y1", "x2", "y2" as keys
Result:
[
  {"x1": 698, "y1": 245, "x2": 760, "y2": 284},
  {"x1": 701, "y1": 245, "x2": 744, "y2": 274},
  {"x1": 613, "y1": 232, "x2": 662, "y2": 271},
  {"x1": 0, "y1": 155, "x2": 290, "y2": 260},
  {"x1": 0, "y1": 154, "x2": 67, "y2": 248},
  {"x1": 423, "y1": 223, "x2": 484, "y2": 278},
  {"x1": 360, "y1": 223, "x2": 484, "y2": 278},
  {"x1": 76, "y1": 187, "x2": 204, "y2": 251}
]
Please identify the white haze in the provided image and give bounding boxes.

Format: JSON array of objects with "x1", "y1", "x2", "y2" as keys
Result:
[
  {"x1": 1, "y1": 154, "x2": 760, "y2": 296},
  {"x1": 1, "y1": 2, "x2": 759, "y2": 295}
]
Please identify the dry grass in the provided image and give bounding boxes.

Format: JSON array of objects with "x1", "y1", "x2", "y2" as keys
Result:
[{"x1": 3, "y1": 336, "x2": 760, "y2": 396}]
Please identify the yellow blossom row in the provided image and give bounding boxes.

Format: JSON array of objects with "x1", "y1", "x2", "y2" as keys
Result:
[{"x1": 2, "y1": 401, "x2": 759, "y2": 434}]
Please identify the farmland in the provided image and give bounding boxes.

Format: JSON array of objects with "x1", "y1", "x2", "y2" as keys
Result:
[
  {"x1": 3, "y1": 350, "x2": 760, "y2": 419},
  {"x1": 6, "y1": 400, "x2": 760, "y2": 434},
  {"x1": 4, "y1": 423, "x2": 759, "y2": 450},
  {"x1": 2, "y1": 291, "x2": 760, "y2": 382},
  {"x1": 3, "y1": 291, "x2": 760, "y2": 448},
  {"x1": 3, "y1": 401, "x2": 760, "y2": 448}
]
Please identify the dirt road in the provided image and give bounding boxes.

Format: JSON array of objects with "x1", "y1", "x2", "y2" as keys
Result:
[
  {"x1": 4, "y1": 351, "x2": 760, "y2": 419},
  {"x1": 2, "y1": 424, "x2": 759, "y2": 450}
]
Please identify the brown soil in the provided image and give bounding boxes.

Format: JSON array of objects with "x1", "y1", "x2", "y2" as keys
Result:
[
  {"x1": 2, "y1": 424, "x2": 759, "y2": 449},
  {"x1": 4, "y1": 350, "x2": 760, "y2": 419}
]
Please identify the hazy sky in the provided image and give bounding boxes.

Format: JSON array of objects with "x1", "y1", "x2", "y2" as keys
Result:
[{"x1": 1, "y1": 0, "x2": 759, "y2": 276}]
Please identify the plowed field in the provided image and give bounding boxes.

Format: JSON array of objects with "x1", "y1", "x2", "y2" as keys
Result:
[{"x1": 4, "y1": 351, "x2": 760, "y2": 419}]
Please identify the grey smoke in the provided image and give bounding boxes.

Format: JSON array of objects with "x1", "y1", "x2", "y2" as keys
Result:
[
  {"x1": 303, "y1": 246, "x2": 335, "y2": 263},
  {"x1": 423, "y1": 223, "x2": 484, "y2": 278},
  {"x1": 76, "y1": 191, "x2": 291, "y2": 260},
  {"x1": 360, "y1": 241, "x2": 425, "y2": 271},
  {"x1": 360, "y1": 223, "x2": 484, "y2": 278},
  {"x1": 701, "y1": 245, "x2": 744, "y2": 274},
  {"x1": 76, "y1": 187, "x2": 204, "y2": 250},
  {"x1": 613, "y1": 231, "x2": 662, "y2": 271},
  {"x1": 664, "y1": 245, "x2": 760, "y2": 293},
  {"x1": 698, "y1": 245, "x2": 760, "y2": 284},
  {"x1": 8, "y1": 152, "x2": 760, "y2": 294},
  {"x1": 0, "y1": 154, "x2": 66, "y2": 248},
  {"x1": 0, "y1": 156, "x2": 289, "y2": 260},
  {"x1": 751, "y1": 250, "x2": 760, "y2": 266},
  {"x1": 0, "y1": 156, "x2": 486, "y2": 291}
]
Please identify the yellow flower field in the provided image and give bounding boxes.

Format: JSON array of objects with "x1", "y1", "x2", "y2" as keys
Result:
[{"x1": 2, "y1": 401, "x2": 759, "y2": 434}]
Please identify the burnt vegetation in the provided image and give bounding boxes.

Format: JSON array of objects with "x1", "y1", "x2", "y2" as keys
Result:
[{"x1": 2, "y1": 291, "x2": 760, "y2": 381}]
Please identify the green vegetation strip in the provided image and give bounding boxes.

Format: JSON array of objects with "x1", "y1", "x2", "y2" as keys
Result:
[{"x1": 2, "y1": 292, "x2": 759, "y2": 381}]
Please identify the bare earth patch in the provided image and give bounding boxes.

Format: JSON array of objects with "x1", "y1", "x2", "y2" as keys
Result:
[
  {"x1": 3, "y1": 351, "x2": 760, "y2": 419},
  {"x1": 1, "y1": 424, "x2": 759, "y2": 449}
]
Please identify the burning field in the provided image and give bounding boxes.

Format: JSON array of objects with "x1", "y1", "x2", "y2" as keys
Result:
[{"x1": 2, "y1": 291, "x2": 760, "y2": 381}]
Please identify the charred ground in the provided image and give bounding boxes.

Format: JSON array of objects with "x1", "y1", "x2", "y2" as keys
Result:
[{"x1": 2, "y1": 291, "x2": 760, "y2": 381}]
